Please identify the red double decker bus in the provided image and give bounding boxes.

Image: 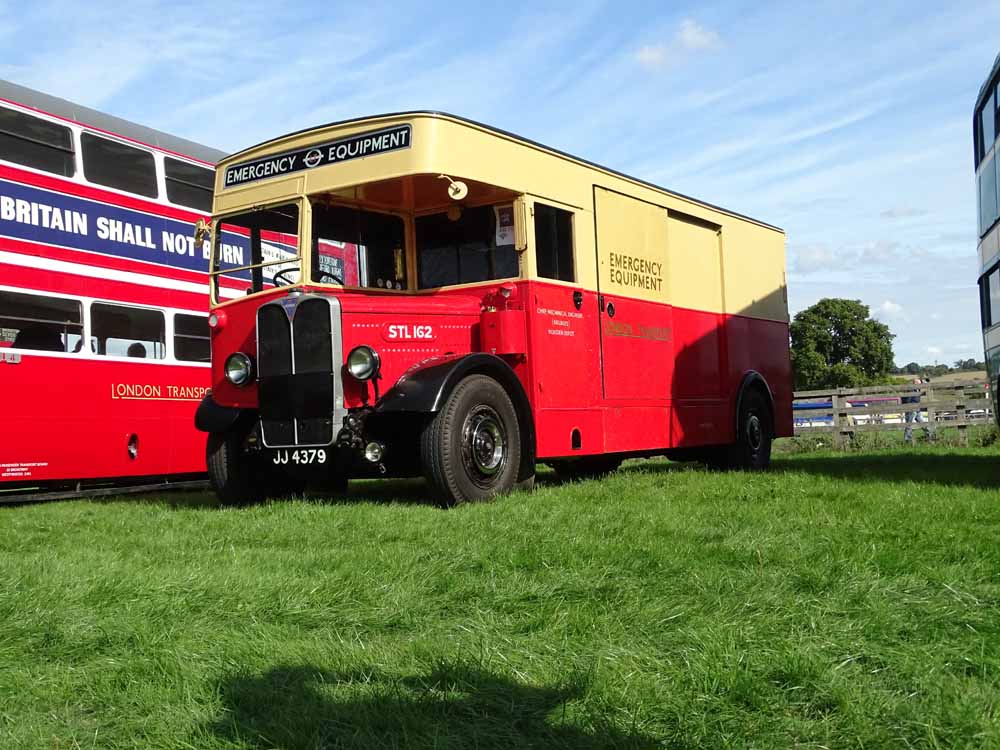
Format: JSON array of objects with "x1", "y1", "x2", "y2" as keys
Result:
[
  {"x1": 199, "y1": 113, "x2": 793, "y2": 506},
  {"x1": 0, "y1": 80, "x2": 228, "y2": 497}
]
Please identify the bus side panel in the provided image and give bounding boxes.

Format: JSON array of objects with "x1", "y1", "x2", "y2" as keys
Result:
[
  {"x1": 725, "y1": 315, "x2": 793, "y2": 438},
  {"x1": 671, "y1": 306, "x2": 728, "y2": 447},
  {"x1": 525, "y1": 281, "x2": 605, "y2": 458},
  {"x1": 0, "y1": 355, "x2": 207, "y2": 485}
]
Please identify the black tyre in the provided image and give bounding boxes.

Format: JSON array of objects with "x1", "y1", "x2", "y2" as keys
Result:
[
  {"x1": 206, "y1": 430, "x2": 267, "y2": 506},
  {"x1": 726, "y1": 389, "x2": 773, "y2": 470},
  {"x1": 420, "y1": 375, "x2": 523, "y2": 506},
  {"x1": 547, "y1": 456, "x2": 622, "y2": 481}
]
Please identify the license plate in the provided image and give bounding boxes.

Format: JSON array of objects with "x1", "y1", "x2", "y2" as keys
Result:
[{"x1": 271, "y1": 448, "x2": 328, "y2": 466}]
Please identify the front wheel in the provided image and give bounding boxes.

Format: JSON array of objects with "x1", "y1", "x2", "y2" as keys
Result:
[
  {"x1": 206, "y1": 430, "x2": 267, "y2": 506},
  {"x1": 420, "y1": 375, "x2": 524, "y2": 506}
]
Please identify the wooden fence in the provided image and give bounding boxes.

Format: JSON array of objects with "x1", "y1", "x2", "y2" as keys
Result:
[{"x1": 792, "y1": 379, "x2": 993, "y2": 446}]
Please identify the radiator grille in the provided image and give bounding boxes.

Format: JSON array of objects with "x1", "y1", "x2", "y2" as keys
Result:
[{"x1": 256, "y1": 294, "x2": 343, "y2": 447}]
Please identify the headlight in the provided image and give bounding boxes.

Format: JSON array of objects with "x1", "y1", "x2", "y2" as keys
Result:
[
  {"x1": 224, "y1": 352, "x2": 253, "y2": 386},
  {"x1": 347, "y1": 345, "x2": 380, "y2": 381}
]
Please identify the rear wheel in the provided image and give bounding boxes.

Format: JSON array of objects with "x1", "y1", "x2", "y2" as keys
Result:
[
  {"x1": 709, "y1": 389, "x2": 773, "y2": 471},
  {"x1": 420, "y1": 375, "x2": 523, "y2": 506},
  {"x1": 547, "y1": 456, "x2": 622, "y2": 481}
]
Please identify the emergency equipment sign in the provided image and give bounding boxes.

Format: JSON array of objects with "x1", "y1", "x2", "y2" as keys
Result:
[{"x1": 224, "y1": 125, "x2": 412, "y2": 187}]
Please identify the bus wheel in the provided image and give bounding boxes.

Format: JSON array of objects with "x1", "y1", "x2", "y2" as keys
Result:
[
  {"x1": 547, "y1": 456, "x2": 622, "y2": 481},
  {"x1": 728, "y1": 389, "x2": 773, "y2": 470},
  {"x1": 206, "y1": 431, "x2": 266, "y2": 506},
  {"x1": 420, "y1": 375, "x2": 522, "y2": 506}
]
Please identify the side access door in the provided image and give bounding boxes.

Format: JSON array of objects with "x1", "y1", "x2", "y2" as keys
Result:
[{"x1": 593, "y1": 187, "x2": 673, "y2": 450}]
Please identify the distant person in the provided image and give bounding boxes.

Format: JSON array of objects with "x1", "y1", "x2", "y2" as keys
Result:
[
  {"x1": 126, "y1": 342, "x2": 147, "y2": 359},
  {"x1": 902, "y1": 377, "x2": 931, "y2": 443},
  {"x1": 12, "y1": 324, "x2": 64, "y2": 352}
]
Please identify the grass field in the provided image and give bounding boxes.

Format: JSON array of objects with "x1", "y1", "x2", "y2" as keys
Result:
[{"x1": 2, "y1": 447, "x2": 999, "y2": 749}]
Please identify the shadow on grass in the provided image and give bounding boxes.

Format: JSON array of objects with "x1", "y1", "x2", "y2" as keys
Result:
[
  {"x1": 773, "y1": 452, "x2": 1000, "y2": 490},
  {"x1": 77, "y1": 479, "x2": 440, "y2": 510},
  {"x1": 613, "y1": 451, "x2": 1000, "y2": 490},
  {"x1": 201, "y1": 662, "x2": 657, "y2": 750}
]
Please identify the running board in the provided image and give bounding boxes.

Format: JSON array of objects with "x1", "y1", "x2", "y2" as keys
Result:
[{"x1": 0, "y1": 480, "x2": 209, "y2": 504}]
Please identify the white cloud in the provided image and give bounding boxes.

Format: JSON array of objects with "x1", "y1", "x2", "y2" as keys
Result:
[
  {"x1": 926, "y1": 346, "x2": 943, "y2": 356},
  {"x1": 634, "y1": 19, "x2": 720, "y2": 70},
  {"x1": 634, "y1": 45, "x2": 669, "y2": 70},
  {"x1": 859, "y1": 240, "x2": 899, "y2": 264},
  {"x1": 792, "y1": 243, "x2": 839, "y2": 274},
  {"x1": 676, "y1": 19, "x2": 721, "y2": 51},
  {"x1": 881, "y1": 207, "x2": 928, "y2": 219},
  {"x1": 878, "y1": 300, "x2": 904, "y2": 317}
]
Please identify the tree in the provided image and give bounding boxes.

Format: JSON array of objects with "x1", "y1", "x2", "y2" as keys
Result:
[
  {"x1": 790, "y1": 298, "x2": 895, "y2": 389},
  {"x1": 903, "y1": 362, "x2": 921, "y2": 375}
]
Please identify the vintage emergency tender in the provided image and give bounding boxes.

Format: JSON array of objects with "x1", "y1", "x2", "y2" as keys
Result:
[{"x1": 195, "y1": 113, "x2": 792, "y2": 506}]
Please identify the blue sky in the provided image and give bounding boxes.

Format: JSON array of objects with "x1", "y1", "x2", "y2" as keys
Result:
[{"x1": 2, "y1": 0, "x2": 997, "y2": 366}]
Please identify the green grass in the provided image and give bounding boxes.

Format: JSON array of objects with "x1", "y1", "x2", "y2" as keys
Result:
[{"x1": 2, "y1": 447, "x2": 1000, "y2": 749}]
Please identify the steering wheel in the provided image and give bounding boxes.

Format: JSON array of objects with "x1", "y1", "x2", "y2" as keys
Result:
[
  {"x1": 313, "y1": 270, "x2": 344, "y2": 285},
  {"x1": 272, "y1": 268, "x2": 344, "y2": 286},
  {"x1": 271, "y1": 268, "x2": 298, "y2": 287}
]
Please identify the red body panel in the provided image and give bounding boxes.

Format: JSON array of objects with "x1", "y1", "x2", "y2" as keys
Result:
[
  {"x1": 0, "y1": 142, "x2": 214, "y2": 487},
  {"x1": 211, "y1": 278, "x2": 793, "y2": 461},
  {"x1": 1, "y1": 353, "x2": 206, "y2": 483}
]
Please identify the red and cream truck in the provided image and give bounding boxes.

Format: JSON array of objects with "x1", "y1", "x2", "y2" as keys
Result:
[{"x1": 196, "y1": 113, "x2": 792, "y2": 505}]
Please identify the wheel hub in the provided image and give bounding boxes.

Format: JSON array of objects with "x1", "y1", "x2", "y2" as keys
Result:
[
  {"x1": 462, "y1": 406, "x2": 507, "y2": 485},
  {"x1": 747, "y1": 414, "x2": 763, "y2": 451}
]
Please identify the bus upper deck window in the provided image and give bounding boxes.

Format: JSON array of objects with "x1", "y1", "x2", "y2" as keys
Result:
[
  {"x1": 165, "y1": 158, "x2": 213, "y2": 212},
  {"x1": 0, "y1": 290, "x2": 82, "y2": 352},
  {"x1": 0, "y1": 106, "x2": 75, "y2": 177},
  {"x1": 534, "y1": 203, "x2": 574, "y2": 283},
  {"x1": 81, "y1": 133, "x2": 158, "y2": 198}
]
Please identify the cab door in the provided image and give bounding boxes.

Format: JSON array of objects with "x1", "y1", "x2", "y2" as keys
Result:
[{"x1": 594, "y1": 187, "x2": 673, "y2": 402}]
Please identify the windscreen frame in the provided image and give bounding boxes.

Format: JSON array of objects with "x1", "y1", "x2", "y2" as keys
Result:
[{"x1": 210, "y1": 198, "x2": 304, "y2": 304}]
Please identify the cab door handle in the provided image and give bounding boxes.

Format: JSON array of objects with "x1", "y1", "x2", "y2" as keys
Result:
[{"x1": 573, "y1": 290, "x2": 583, "y2": 310}]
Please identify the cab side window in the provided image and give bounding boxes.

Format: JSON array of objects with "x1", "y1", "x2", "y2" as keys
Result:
[
  {"x1": 415, "y1": 204, "x2": 517, "y2": 289},
  {"x1": 534, "y1": 203, "x2": 574, "y2": 282}
]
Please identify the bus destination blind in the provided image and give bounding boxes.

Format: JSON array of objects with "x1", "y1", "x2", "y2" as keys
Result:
[{"x1": 224, "y1": 124, "x2": 412, "y2": 188}]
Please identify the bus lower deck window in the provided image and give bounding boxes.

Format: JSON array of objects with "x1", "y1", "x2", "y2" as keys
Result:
[
  {"x1": 534, "y1": 203, "x2": 574, "y2": 282},
  {"x1": 0, "y1": 290, "x2": 82, "y2": 352},
  {"x1": 91, "y1": 303, "x2": 165, "y2": 359},
  {"x1": 174, "y1": 313, "x2": 210, "y2": 362}
]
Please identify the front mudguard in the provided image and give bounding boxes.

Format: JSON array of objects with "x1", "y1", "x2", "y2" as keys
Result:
[
  {"x1": 376, "y1": 353, "x2": 536, "y2": 481},
  {"x1": 194, "y1": 394, "x2": 247, "y2": 434}
]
